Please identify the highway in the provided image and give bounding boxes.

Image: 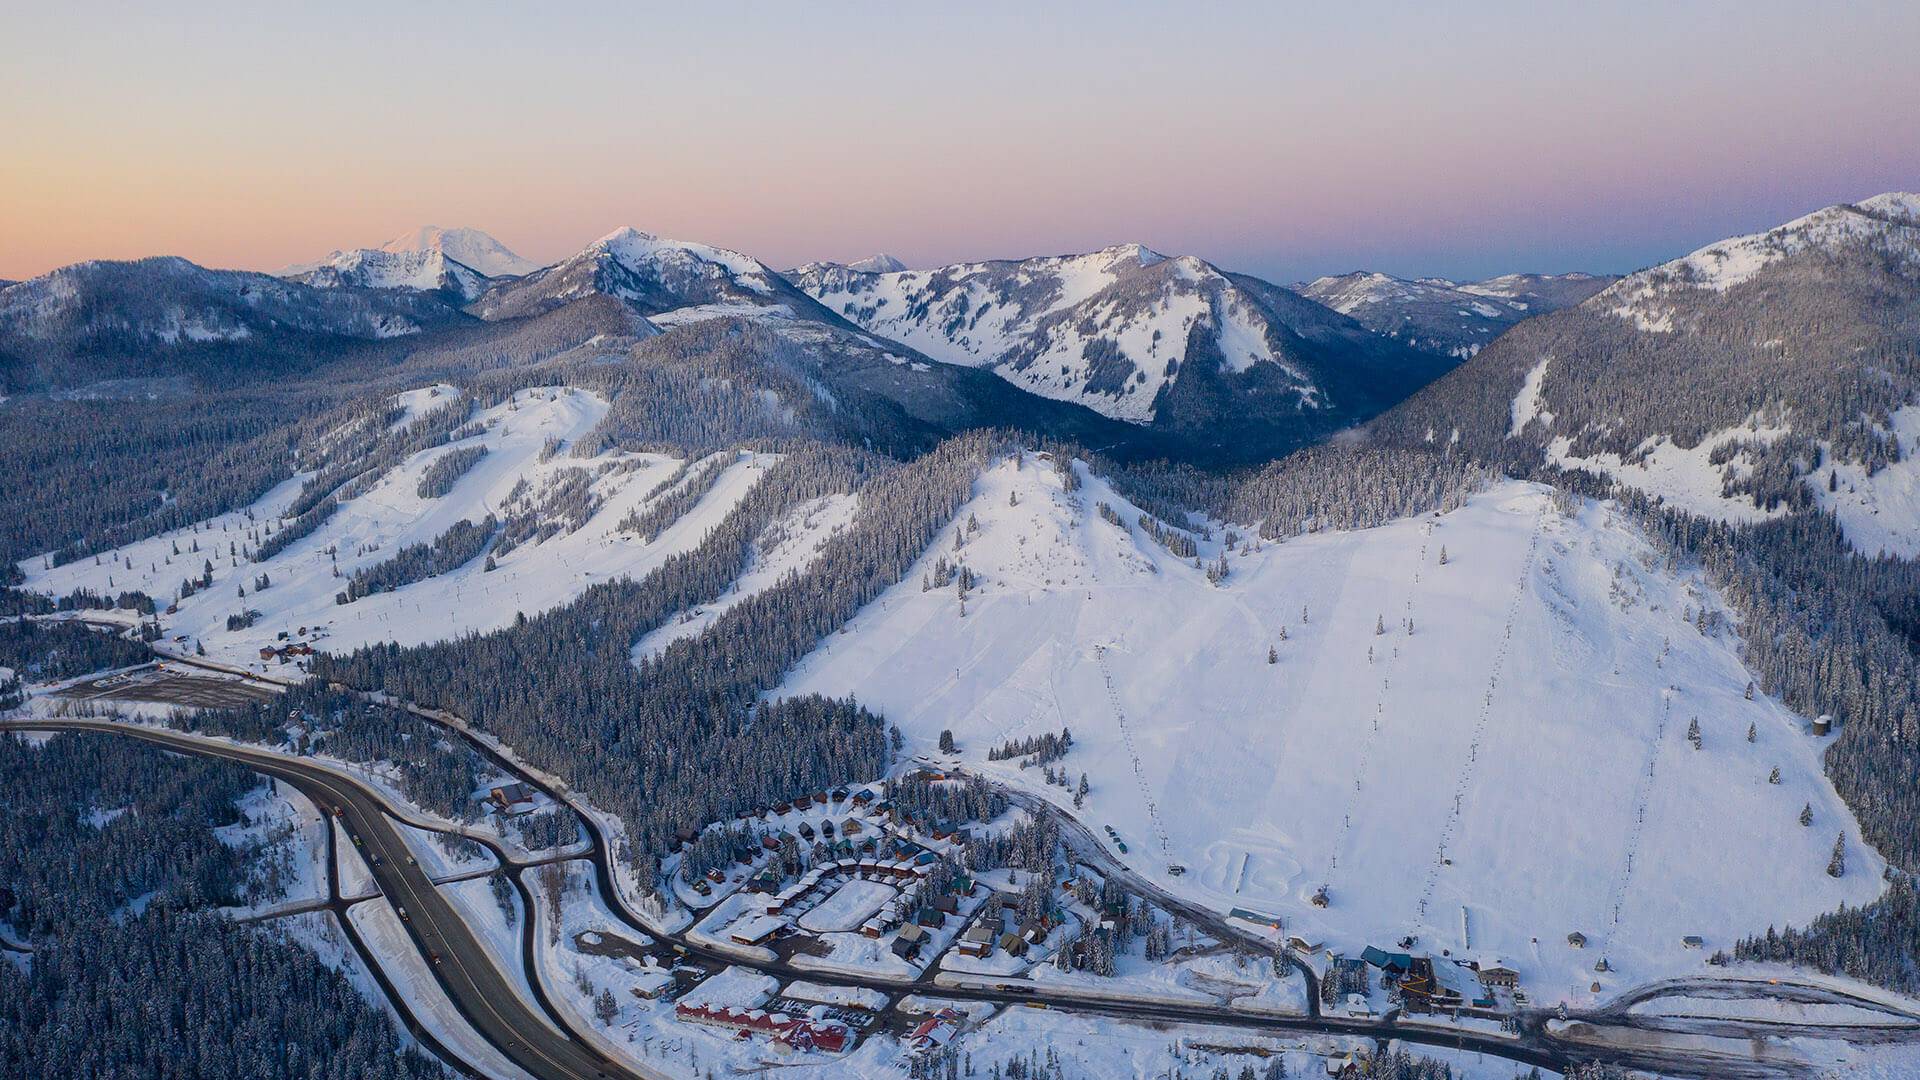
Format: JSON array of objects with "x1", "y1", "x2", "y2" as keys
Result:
[{"x1": 0, "y1": 718, "x2": 644, "y2": 1080}]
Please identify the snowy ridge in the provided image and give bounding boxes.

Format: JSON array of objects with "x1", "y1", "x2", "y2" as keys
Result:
[
  {"x1": 0, "y1": 257, "x2": 441, "y2": 349},
  {"x1": 790, "y1": 245, "x2": 1322, "y2": 423},
  {"x1": 780, "y1": 451, "x2": 1883, "y2": 1007},
  {"x1": 471, "y1": 227, "x2": 821, "y2": 323},
  {"x1": 1301, "y1": 271, "x2": 1612, "y2": 359},
  {"x1": 847, "y1": 254, "x2": 908, "y2": 274},
  {"x1": 1599, "y1": 193, "x2": 1920, "y2": 332},
  {"x1": 20, "y1": 388, "x2": 779, "y2": 668},
  {"x1": 286, "y1": 247, "x2": 490, "y2": 300}
]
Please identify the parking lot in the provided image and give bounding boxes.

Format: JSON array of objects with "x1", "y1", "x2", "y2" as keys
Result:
[{"x1": 57, "y1": 665, "x2": 280, "y2": 709}]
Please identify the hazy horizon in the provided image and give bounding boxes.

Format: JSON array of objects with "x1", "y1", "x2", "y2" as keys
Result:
[{"x1": 4, "y1": 2, "x2": 1917, "y2": 284}]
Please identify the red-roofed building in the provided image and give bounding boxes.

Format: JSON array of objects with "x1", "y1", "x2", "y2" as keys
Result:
[{"x1": 674, "y1": 1001, "x2": 850, "y2": 1053}]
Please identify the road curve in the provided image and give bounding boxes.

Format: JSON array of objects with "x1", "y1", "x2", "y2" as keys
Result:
[{"x1": 0, "y1": 718, "x2": 646, "y2": 1080}]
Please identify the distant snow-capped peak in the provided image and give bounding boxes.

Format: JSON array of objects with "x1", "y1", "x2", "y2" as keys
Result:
[
  {"x1": 381, "y1": 226, "x2": 542, "y2": 278},
  {"x1": 847, "y1": 253, "x2": 909, "y2": 274}
]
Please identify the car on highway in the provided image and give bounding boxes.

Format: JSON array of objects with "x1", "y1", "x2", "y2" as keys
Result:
[{"x1": 396, "y1": 906, "x2": 409, "y2": 921}]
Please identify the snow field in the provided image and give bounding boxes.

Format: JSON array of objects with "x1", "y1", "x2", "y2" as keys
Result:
[{"x1": 779, "y1": 452, "x2": 1886, "y2": 1007}]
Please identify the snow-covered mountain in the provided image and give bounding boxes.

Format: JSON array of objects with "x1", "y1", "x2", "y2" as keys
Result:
[
  {"x1": 1599, "y1": 193, "x2": 1920, "y2": 333},
  {"x1": 1300, "y1": 271, "x2": 1613, "y2": 358},
  {"x1": 0, "y1": 257, "x2": 467, "y2": 392},
  {"x1": 787, "y1": 244, "x2": 1449, "y2": 447},
  {"x1": 285, "y1": 247, "x2": 491, "y2": 302},
  {"x1": 1372, "y1": 192, "x2": 1920, "y2": 557},
  {"x1": 380, "y1": 225, "x2": 543, "y2": 278},
  {"x1": 472, "y1": 227, "x2": 836, "y2": 324}
]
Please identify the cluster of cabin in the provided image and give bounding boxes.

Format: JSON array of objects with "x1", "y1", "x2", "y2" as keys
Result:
[
  {"x1": 1323, "y1": 946, "x2": 1522, "y2": 1016},
  {"x1": 956, "y1": 891, "x2": 1054, "y2": 961},
  {"x1": 672, "y1": 1000, "x2": 851, "y2": 1053},
  {"x1": 257, "y1": 642, "x2": 314, "y2": 662},
  {"x1": 256, "y1": 625, "x2": 329, "y2": 664}
]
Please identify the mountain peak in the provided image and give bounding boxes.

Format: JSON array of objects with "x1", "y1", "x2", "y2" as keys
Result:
[
  {"x1": 847, "y1": 253, "x2": 909, "y2": 274},
  {"x1": 381, "y1": 226, "x2": 541, "y2": 278}
]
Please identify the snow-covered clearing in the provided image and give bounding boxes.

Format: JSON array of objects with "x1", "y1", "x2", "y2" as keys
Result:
[
  {"x1": 335, "y1": 820, "x2": 379, "y2": 901},
  {"x1": 965, "y1": 1006, "x2": 1366, "y2": 1080},
  {"x1": 1812, "y1": 405, "x2": 1920, "y2": 559},
  {"x1": 216, "y1": 778, "x2": 329, "y2": 917},
  {"x1": 1508, "y1": 357, "x2": 1552, "y2": 435},
  {"x1": 779, "y1": 452, "x2": 1884, "y2": 1008},
  {"x1": 1629, "y1": 994, "x2": 1903, "y2": 1026},
  {"x1": 1545, "y1": 422, "x2": 1790, "y2": 525},
  {"x1": 795, "y1": 878, "x2": 896, "y2": 934},
  {"x1": 395, "y1": 819, "x2": 497, "y2": 881},
  {"x1": 20, "y1": 388, "x2": 779, "y2": 669},
  {"x1": 439, "y1": 874, "x2": 546, "y2": 1032}
]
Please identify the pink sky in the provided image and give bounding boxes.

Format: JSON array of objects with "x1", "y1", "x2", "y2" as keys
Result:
[{"x1": 3, "y1": 3, "x2": 1917, "y2": 284}]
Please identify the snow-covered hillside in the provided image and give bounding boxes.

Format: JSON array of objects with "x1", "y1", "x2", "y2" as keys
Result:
[
  {"x1": 20, "y1": 387, "x2": 778, "y2": 666},
  {"x1": 778, "y1": 452, "x2": 1884, "y2": 1006},
  {"x1": 1601, "y1": 193, "x2": 1920, "y2": 333},
  {"x1": 380, "y1": 226, "x2": 543, "y2": 278},
  {"x1": 1301, "y1": 271, "x2": 1610, "y2": 358},
  {"x1": 789, "y1": 245, "x2": 1437, "y2": 428}
]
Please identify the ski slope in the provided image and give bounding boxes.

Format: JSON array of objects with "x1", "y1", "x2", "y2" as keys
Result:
[
  {"x1": 629, "y1": 492, "x2": 857, "y2": 666},
  {"x1": 777, "y1": 452, "x2": 1885, "y2": 1005},
  {"x1": 21, "y1": 387, "x2": 776, "y2": 668}
]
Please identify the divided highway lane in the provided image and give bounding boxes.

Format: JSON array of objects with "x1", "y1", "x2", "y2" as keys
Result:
[{"x1": 0, "y1": 719, "x2": 646, "y2": 1080}]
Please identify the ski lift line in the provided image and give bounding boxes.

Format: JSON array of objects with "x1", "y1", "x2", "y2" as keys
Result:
[
  {"x1": 1321, "y1": 535, "x2": 1433, "y2": 889},
  {"x1": 1415, "y1": 510, "x2": 1546, "y2": 924},
  {"x1": 1092, "y1": 644, "x2": 1172, "y2": 856},
  {"x1": 1606, "y1": 689, "x2": 1675, "y2": 931}
]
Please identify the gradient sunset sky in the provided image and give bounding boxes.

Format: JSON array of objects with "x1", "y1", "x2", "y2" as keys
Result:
[{"x1": 4, "y1": 2, "x2": 1918, "y2": 284}]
